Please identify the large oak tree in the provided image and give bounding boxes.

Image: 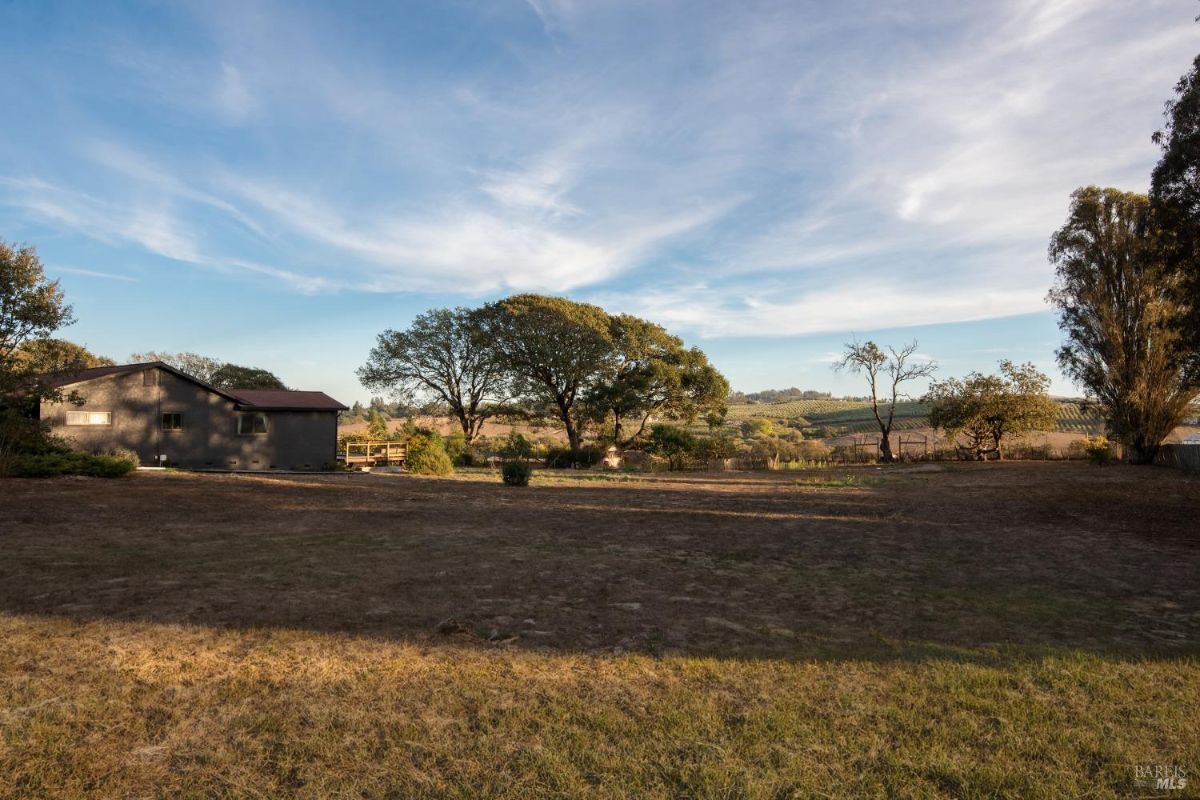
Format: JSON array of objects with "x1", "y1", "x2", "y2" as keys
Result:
[
  {"x1": 924, "y1": 361, "x2": 1058, "y2": 461},
  {"x1": 484, "y1": 294, "x2": 614, "y2": 452},
  {"x1": 209, "y1": 364, "x2": 288, "y2": 390},
  {"x1": 586, "y1": 314, "x2": 728, "y2": 448},
  {"x1": 129, "y1": 351, "x2": 223, "y2": 384},
  {"x1": 358, "y1": 307, "x2": 508, "y2": 442},
  {"x1": 1, "y1": 240, "x2": 74, "y2": 400},
  {"x1": 13, "y1": 338, "x2": 113, "y2": 373},
  {"x1": 0, "y1": 240, "x2": 76, "y2": 457}
]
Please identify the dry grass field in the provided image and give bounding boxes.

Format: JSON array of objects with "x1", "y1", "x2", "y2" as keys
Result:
[{"x1": 1, "y1": 463, "x2": 1198, "y2": 797}]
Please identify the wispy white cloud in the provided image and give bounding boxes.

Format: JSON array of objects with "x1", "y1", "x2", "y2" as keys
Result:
[
  {"x1": 480, "y1": 158, "x2": 580, "y2": 217},
  {"x1": 523, "y1": 0, "x2": 577, "y2": 50},
  {"x1": 222, "y1": 173, "x2": 737, "y2": 293},
  {"x1": 56, "y1": 267, "x2": 138, "y2": 282},
  {"x1": 597, "y1": 280, "x2": 1048, "y2": 339},
  {"x1": 1, "y1": 0, "x2": 1192, "y2": 342},
  {"x1": 81, "y1": 139, "x2": 266, "y2": 236},
  {"x1": 0, "y1": 175, "x2": 325, "y2": 293},
  {"x1": 214, "y1": 63, "x2": 254, "y2": 122},
  {"x1": 0, "y1": 176, "x2": 199, "y2": 262}
]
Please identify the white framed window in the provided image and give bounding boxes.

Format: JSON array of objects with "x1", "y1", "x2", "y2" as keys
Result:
[
  {"x1": 66, "y1": 411, "x2": 112, "y2": 426},
  {"x1": 237, "y1": 412, "x2": 269, "y2": 435}
]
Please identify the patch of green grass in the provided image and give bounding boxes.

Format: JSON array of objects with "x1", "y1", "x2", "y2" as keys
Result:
[{"x1": 792, "y1": 472, "x2": 895, "y2": 488}]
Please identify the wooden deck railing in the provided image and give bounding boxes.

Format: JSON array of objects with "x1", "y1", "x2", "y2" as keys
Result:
[{"x1": 342, "y1": 441, "x2": 408, "y2": 466}]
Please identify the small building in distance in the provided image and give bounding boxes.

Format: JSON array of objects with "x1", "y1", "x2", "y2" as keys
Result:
[{"x1": 38, "y1": 362, "x2": 347, "y2": 470}]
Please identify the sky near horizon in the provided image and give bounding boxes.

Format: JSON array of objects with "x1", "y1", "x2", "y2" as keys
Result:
[{"x1": 1, "y1": 0, "x2": 1196, "y2": 403}]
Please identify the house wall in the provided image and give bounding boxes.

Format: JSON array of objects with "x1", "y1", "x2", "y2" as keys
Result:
[{"x1": 39, "y1": 367, "x2": 338, "y2": 469}]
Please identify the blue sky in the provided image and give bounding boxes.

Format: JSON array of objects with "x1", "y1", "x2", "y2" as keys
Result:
[{"x1": 1, "y1": 0, "x2": 1195, "y2": 403}]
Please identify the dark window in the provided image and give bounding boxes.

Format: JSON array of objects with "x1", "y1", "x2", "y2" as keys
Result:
[
  {"x1": 161, "y1": 413, "x2": 183, "y2": 431},
  {"x1": 237, "y1": 412, "x2": 269, "y2": 435},
  {"x1": 143, "y1": 369, "x2": 158, "y2": 386}
]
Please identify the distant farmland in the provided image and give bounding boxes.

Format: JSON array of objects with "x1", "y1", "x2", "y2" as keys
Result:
[{"x1": 724, "y1": 398, "x2": 1106, "y2": 436}]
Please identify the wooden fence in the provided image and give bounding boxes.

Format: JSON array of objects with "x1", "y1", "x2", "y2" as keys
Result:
[
  {"x1": 342, "y1": 441, "x2": 408, "y2": 467},
  {"x1": 1155, "y1": 444, "x2": 1200, "y2": 472}
]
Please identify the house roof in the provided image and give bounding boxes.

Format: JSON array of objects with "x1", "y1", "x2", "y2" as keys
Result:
[
  {"x1": 39, "y1": 362, "x2": 154, "y2": 389},
  {"x1": 40, "y1": 361, "x2": 347, "y2": 412},
  {"x1": 228, "y1": 389, "x2": 348, "y2": 411}
]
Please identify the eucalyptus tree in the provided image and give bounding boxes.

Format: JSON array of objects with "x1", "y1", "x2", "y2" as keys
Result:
[
  {"x1": 1151, "y1": 52, "x2": 1200, "y2": 363},
  {"x1": 1048, "y1": 186, "x2": 1198, "y2": 463}
]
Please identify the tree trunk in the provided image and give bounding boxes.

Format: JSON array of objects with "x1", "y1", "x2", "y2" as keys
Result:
[
  {"x1": 877, "y1": 436, "x2": 895, "y2": 463},
  {"x1": 1127, "y1": 442, "x2": 1158, "y2": 465},
  {"x1": 456, "y1": 412, "x2": 474, "y2": 443},
  {"x1": 562, "y1": 413, "x2": 582, "y2": 452}
]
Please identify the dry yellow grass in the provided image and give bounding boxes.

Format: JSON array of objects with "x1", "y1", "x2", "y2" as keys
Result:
[
  {"x1": 1, "y1": 463, "x2": 1198, "y2": 797},
  {"x1": 2, "y1": 614, "x2": 1197, "y2": 799}
]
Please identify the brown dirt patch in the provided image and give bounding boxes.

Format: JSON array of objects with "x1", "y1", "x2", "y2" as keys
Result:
[{"x1": 0, "y1": 462, "x2": 1196, "y2": 658}]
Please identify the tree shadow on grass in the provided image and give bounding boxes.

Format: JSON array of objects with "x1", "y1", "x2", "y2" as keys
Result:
[{"x1": 0, "y1": 465, "x2": 1197, "y2": 663}]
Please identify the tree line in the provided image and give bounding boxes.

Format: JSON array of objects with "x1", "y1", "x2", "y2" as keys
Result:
[
  {"x1": 727, "y1": 388, "x2": 835, "y2": 404},
  {"x1": 357, "y1": 294, "x2": 729, "y2": 452}
]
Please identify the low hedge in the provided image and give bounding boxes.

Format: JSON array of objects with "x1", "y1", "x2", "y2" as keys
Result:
[
  {"x1": 544, "y1": 445, "x2": 604, "y2": 468},
  {"x1": 8, "y1": 451, "x2": 137, "y2": 478}
]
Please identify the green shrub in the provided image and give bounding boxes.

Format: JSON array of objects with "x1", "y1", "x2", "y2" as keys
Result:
[
  {"x1": 740, "y1": 418, "x2": 774, "y2": 438},
  {"x1": 500, "y1": 431, "x2": 534, "y2": 460},
  {"x1": 454, "y1": 448, "x2": 483, "y2": 467},
  {"x1": 796, "y1": 440, "x2": 832, "y2": 463},
  {"x1": 694, "y1": 432, "x2": 738, "y2": 464},
  {"x1": 444, "y1": 431, "x2": 467, "y2": 463},
  {"x1": 405, "y1": 431, "x2": 454, "y2": 476},
  {"x1": 8, "y1": 451, "x2": 136, "y2": 478},
  {"x1": 1086, "y1": 437, "x2": 1116, "y2": 466},
  {"x1": 82, "y1": 454, "x2": 139, "y2": 477},
  {"x1": 501, "y1": 460, "x2": 532, "y2": 486},
  {"x1": 544, "y1": 445, "x2": 604, "y2": 468},
  {"x1": 647, "y1": 424, "x2": 697, "y2": 471},
  {"x1": 97, "y1": 446, "x2": 140, "y2": 467}
]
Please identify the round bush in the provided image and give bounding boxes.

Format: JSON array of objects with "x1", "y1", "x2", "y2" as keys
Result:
[
  {"x1": 501, "y1": 461, "x2": 532, "y2": 486},
  {"x1": 1085, "y1": 437, "x2": 1116, "y2": 466},
  {"x1": 405, "y1": 432, "x2": 454, "y2": 476}
]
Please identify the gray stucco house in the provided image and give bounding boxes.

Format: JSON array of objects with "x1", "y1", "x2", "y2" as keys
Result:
[{"x1": 39, "y1": 362, "x2": 347, "y2": 470}]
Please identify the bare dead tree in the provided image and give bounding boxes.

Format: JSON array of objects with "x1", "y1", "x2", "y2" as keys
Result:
[{"x1": 835, "y1": 339, "x2": 937, "y2": 462}]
